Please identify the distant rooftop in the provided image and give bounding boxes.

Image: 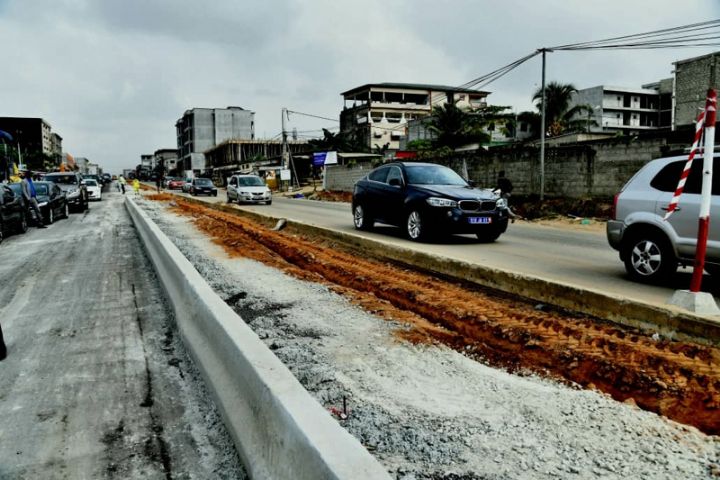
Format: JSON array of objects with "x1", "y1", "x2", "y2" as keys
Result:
[{"x1": 342, "y1": 82, "x2": 489, "y2": 97}]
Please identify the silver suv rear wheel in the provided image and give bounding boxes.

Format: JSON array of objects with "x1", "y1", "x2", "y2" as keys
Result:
[{"x1": 622, "y1": 232, "x2": 676, "y2": 283}]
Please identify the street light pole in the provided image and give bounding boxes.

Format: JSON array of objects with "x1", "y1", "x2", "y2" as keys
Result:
[{"x1": 539, "y1": 48, "x2": 548, "y2": 201}]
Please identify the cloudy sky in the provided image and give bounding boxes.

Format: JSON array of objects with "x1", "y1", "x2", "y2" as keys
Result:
[{"x1": 1, "y1": 0, "x2": 719, "y2": 172}]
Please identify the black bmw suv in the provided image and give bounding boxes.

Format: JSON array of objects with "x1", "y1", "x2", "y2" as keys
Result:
[{"x1": 352, "y1": 162, "x2": 509, "y2": 242}]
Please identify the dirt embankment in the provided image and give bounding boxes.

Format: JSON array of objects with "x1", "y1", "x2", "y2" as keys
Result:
[{"x1": 151, "y1": 196, "x2": 720, "y2": 435}]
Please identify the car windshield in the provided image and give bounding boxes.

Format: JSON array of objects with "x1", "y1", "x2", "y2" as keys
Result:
[
  {"x1": 85, "y1": 180, "x2": 98, "y2": 186},
  {"x1": 405, "y1": 165, "x2": 468, "y2": 186},
  {"x1": 237, "y1": 176, "x2": 265, "y2": 187},
  {"x1": 45, "y1": 175, "x2": 78, "y2": 185},
  {"x1": 195, "y1": 179, "x2": 213, "y2": 186},
  {"x1": 33, "y1": 183, "x2": 50, "y2": 195}
]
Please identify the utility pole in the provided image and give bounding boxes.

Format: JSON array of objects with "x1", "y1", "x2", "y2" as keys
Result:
[
  {"x1": 539, "y1": 48, "x2": 548, "y2": 201},
  {"x1": 281, "y1": 107, "x2": 289, "y2": 190}
]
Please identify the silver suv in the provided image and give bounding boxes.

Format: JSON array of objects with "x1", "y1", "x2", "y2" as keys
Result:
[{"x1": 607, "y1": 153, "x2": 720, "y2": 282}]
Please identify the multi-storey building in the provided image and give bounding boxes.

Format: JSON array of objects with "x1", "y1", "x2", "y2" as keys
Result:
[
  {"x1": 50, "y1": 132, "x2": 63, "y2": 167},
  {"x1": 569, "y1": 85, "x2": 668, "y2": 135},
  {"x1": 0, "y1": 117, "x2": 54, "y2": 163},
  {"x1": 176, "y1": 107, "x2": 255, "y2": 175},
  {"x1": 673, "y1": 52, "x2": 720, "y2": 128},
  {"x1": 154, "y1": 148, "x2": 179, "y2": 174},
  {"x1": 340, "y1": 83, "x2": 489, "y2": 151}
]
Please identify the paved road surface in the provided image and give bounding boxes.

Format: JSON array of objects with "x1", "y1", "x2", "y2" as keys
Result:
[
  {"x1": 0, "y1": 188, "x2": 245, "y2": 479},
  {"x1": 171, "y1": 188, "x2": 718, "y2": 309}
]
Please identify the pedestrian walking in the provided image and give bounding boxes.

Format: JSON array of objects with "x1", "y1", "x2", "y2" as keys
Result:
[
  {"x1": 155, "y1": 175, "x2": 163, "y2": 193},
  {"x1": 132, "y1": 178, "x2": 140, "y2": 196},
  {"x1": 496, "y1": 170, "x2": 518, "y2": 222},
  {"x1": 118, "y1": 175, "x2": 126, "y2": 194},
  {"x1": 20, "y1": 170, "x2": 46, "y2": 228}
]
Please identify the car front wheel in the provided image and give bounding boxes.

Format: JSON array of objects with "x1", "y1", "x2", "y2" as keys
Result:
[
  {"x1": 62, "y1": 203, "x2": 69, "y2": 219},
  {"x1": 353, "y1": 204, "x2": 373, "y2": 230},
  {"x1": 406, "y1": 210, "x2": 425, "y2": 241},
  {"x1": 47, "y1": 208, "x2": 54, "y2": 225},
  {"x1": 18, "y1": 213, "x2": 28, "y2": 234},
  {"x1": 622, "y1": 232, "x2": 677, "y2": 283}
]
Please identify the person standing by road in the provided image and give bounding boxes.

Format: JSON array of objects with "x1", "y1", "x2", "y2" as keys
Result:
[
  {"x1": 132, "y1": 178, "x2": 140, "y2": 196},
  {"x1": 20, "y1": 170, "x2": 46, "y2": 228},
  {"x1": 496, "y1": 170, "x2": 518, "y2": 222},
  {"x1": 118, "y1": 175, "x2": 126, "y2": 194},
  {"x1": 155, "y1": 175, "x2": 163, "y2": 193}
]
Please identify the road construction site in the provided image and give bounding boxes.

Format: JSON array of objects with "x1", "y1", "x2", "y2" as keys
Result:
[{"x1": 138, "y1": 192, "x2": 720, "y2": 479}]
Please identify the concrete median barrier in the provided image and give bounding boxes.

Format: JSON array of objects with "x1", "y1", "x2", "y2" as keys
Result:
[{"x1": 125, "y1": 197, "x2": 391, "y2": 480}]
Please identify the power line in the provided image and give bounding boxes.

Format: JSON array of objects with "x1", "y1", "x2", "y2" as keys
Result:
[{"x1": 286, "y1": 110, "x2": 339, "y2": 123}]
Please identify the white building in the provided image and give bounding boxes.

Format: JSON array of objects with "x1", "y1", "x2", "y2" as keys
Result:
[
  {"x1": 340, "y1": 83, "x2": 490, "y2": 151},
  {"x1": 569, "y1": 85, "x2": 666, "y2": 134}
]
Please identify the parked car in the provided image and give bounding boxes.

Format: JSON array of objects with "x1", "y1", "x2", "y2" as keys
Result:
[
  {"x1": 190, "y1": 178, "x2": 218, "y2": 196},
  {"x1": 0, "y1": 184, "x2": 28, "y2": 243},
  {"x1": 44, "y1": 172, "x2": 89, "y2": 212},
  {"x1": 82, "y1": 174, "x2": 102, "y2": 187},
  {"x1": 608, "y1": 153, "x2": 720, "y2": 282},
  {"x1": 226, "y1": 174, "x2": 272, "y2": 205},
  {"x1": 7, "y1": 181, "x2": 69, "y2": 224},
  {"x1": 352, "y1": 162, "x2": 509, "y2": 242},
  {"x1": 181, "y1": 178, "x2": 193, "y2": 193},
  {"x1": 84, "y1": 179, "x2": 102, "y2": 201},
  {"x1": 167, "y1": 177, "x2": 185, "y2": 190}
]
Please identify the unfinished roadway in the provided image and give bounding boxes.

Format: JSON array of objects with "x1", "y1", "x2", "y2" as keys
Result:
[{"x1": 136, "y1": 190, "x2": 720, "y2": 479}]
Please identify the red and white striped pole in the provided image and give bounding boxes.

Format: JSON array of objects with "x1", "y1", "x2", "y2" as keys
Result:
[
  {"x1": 664, "y1": 110, "x2": 705, "y2": 220},
  {"x1": 689, "y1": 88, "x2": 717, "y2": 292}
]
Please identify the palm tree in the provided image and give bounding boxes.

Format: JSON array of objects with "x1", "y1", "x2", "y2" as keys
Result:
[
  {"x1": 427, "y1": 102, "x2": 490, "y2": 149},
  {"x1": 532, "y1": 82, "x2": 593, "y2": 136}
]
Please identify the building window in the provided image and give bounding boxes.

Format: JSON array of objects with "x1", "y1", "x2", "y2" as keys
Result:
[{"x1": 386, "y1": 112, "x2": 402, "y2": 123}]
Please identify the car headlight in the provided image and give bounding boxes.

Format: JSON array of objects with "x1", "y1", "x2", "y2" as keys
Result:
[
  {"x1": 38, "y1": 201, "x2": 48, "y2": 207},
  {"x1": 426, "y1": 197, "x2": 457, "y2": 208},
  {"x1": 240, "y1": 191, "x2": 249, "y2": 195},
  {"x1": 496, "y1": 198, "x2": 507, "y2": 209}
]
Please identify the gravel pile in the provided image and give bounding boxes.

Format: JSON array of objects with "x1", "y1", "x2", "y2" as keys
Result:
[{"x1": 138, "y1": 198, "x2": 720, "y2": 480}]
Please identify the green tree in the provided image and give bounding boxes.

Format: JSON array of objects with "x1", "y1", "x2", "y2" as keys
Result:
[
  {"x1": 532, "y1": 82, "x2": 593, "y2": 136},
  {"x1": 427, "y1": 102, "x2": 490, "y2": 149},
  {"x1": 308, "y1": 128, "x2": 368, "y2": 153}
]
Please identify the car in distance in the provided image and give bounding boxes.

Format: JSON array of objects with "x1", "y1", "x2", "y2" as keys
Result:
[
  {"x1": 352, "y1": 162, "x2": 509, "y2": 242},
  {"x1": 44, "y1": 172, "x2": 88, "y2": 212},
  {"x1": 226, "y1": 174, "x2": 272, "y2": 205},
  {"x1": 0, "y1": 184, "x2": 28, "y2": 243},
  {"x1": 84, "y1": 179, "x2": 102, "y2": 201},
  {"x1": 181, "y1": 178, "x2": 193, "y2": 193},
  {"x1": 7, "y1": 181, "x2": 69, "y2": 224},
  {"x1": 607, "y1": 153, "x2": 720, "y2": 282},
  {"x1": 167, "y1": 177, "x2": 185, "y2": 190},
  {"x1": 190, "y1": 178, "x2": 218, "y2": 196}
]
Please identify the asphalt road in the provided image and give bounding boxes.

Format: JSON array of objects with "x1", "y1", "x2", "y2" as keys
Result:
[
  {"x1": 0, "y1": 188, "x2": 245, "y2": 479},
  {"x1": 172, "y1": 188, "x2": 719, "y2": 309}
]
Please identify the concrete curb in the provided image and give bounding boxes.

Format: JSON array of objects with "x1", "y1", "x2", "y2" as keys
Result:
[
  {"x1": 125, "y1": 197, "x2": 391, "y2": 480},
  {"x1": 175, "y1": 195, "x2": 720, "y2": 346}
]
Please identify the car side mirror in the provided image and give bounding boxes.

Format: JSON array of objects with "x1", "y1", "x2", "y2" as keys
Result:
[{"x1": 388, "y1": 178, "x2": 402, "y2": 187}]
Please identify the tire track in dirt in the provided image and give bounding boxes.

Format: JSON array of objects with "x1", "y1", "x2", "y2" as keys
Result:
[{"x1": 149, "y1": 195, "x2": 720, "y2": 435}]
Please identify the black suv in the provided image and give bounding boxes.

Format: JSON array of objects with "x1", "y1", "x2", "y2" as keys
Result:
[
  {"x1": 44, "y1": 173, "x2": 88, "y2": 212},
  {"x1": 352, "y1": 162, "x2": 509, "y2": 242},
  {"x1": 0, "y1": 184, "x2": 28, "y2": 244}
]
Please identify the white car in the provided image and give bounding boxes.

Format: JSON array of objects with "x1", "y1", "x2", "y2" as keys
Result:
[
  {"x1": 227, "y1": 174, "x2": 272, "y2": 205},
  {"x1": 84, "y1": 179, "x2": 102, "y2": 201}
]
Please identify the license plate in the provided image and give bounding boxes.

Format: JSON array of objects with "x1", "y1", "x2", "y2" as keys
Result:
[{"x1": 468, "y1": 217, "x2": 492, "y2": 224}]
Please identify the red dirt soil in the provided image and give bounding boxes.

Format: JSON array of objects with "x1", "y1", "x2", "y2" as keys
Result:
[{"x1": 153, "y1": 196, "x2": 720, "y2": 435}]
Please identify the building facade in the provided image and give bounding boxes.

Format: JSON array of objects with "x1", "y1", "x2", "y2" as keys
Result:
[
  {"x1": 569, "y1": 85, "x2": 667, "y2": 135},
  {"x1": 50, "y1": 133, "x2": 63, "y2": 167},
  {"x1": 340, "y1": 83, "x2": 489, "y2": 151},
  {"x1": 0, "y1": 117, "x2": 55, "y2": 169},
  {"x1": 673, "y1": 52, "x2": 720, "y2": 128},
  {"x1": 176, "y1": 107, "x2": 255, "y2": 175},
  {"x1": 154, "y1": 148, "x2": 179, "y2": 174}
]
